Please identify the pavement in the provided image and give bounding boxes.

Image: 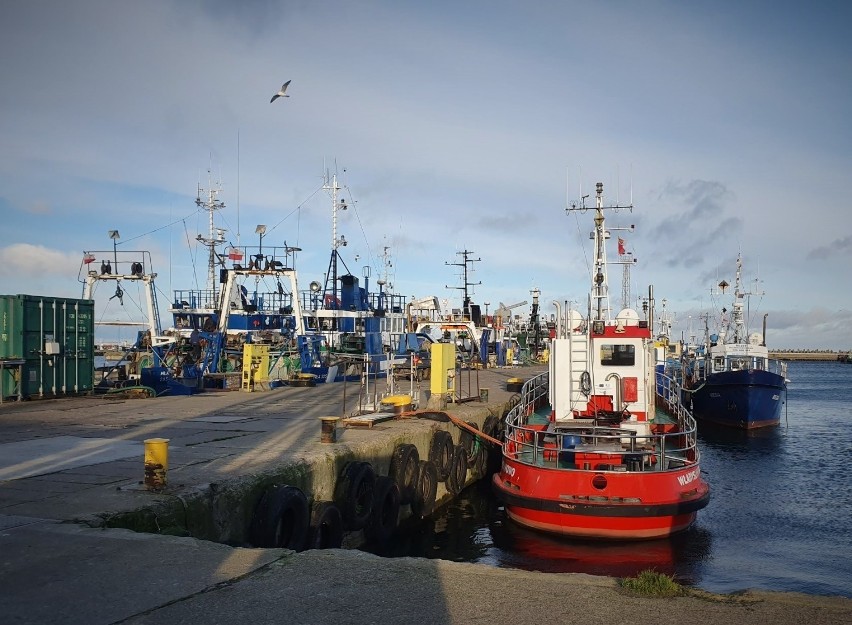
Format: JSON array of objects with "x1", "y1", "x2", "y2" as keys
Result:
[{"x1": 2, "y1": 365, "x2": 851, "y2": 624}]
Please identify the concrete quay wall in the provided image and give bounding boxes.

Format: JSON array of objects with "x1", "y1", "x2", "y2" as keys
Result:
[
  {"x1": 112, "y1": 401, "x2": 508, "y2": 545},
  {"x1": 0, "y1": 366, "x2": 540, "y2": 547}
]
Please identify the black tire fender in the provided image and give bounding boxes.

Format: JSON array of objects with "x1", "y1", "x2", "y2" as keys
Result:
[
  {"x1": 446, "y1": 445, "x2": 469, "y2": 495},
  {"x1": 411, "y1": 460, "x2": 438, "y2": 519},
  {"x1": 429, "y1": 430, "x2": 454, "y2": 482},
  {"x1": 482, "y1": 414, "x2": 499, "y2": 439},
  {"x1": 336, "y1": 461, "x2": 375, "y2": 531},
  {"x1": 460, "y1": 421, "x2": 484, "y2": 467},
  {"x1": 365, "y1": 476, "x2": 400, "y2": 545},
  {"x1": 389, "y1": 443, "x2": 420, "y2": 504},
  {"x1": 308, "y1": 501, "x2": 344, "y2": 549},
  {"x1": 249, "y1": 485, "x2": 309, "y2": 551},
  {"x1": 482, "y1": 415, "x2": 503, "y2": 474}
]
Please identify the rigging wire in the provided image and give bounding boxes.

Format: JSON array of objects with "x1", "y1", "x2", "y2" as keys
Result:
[
  {"x1": 115, "y1": 208, "x2": 204, "y2": 246},
  {"x1": 342, "y1": 181, "x2": 373, "y2": 269},
  {"x1": 182, "y1": 219, "x2": 201, "y2": 292},
  {"x1": 266, "y1": 184, "x2": 325, "y2": 238},
  {"x1": 568, "y1": 209, "x2": 592, "y2": 280}
]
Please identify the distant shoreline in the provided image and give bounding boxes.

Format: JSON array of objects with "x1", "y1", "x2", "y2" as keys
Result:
[{"x1": 770, "y1": 351, "x2": 850, "y2": 361}]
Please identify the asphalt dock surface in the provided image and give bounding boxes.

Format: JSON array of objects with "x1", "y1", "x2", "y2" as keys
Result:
[{"x1": 2, "y1": 366, "x2": 850, "y2": 625}]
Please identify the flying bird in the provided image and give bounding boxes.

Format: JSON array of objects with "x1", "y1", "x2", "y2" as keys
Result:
[{"x1": 270, "y1": 80, "x2": 291, "y2": 103}]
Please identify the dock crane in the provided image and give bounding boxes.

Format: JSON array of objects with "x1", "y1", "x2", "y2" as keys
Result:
[{"x1": 494, "y1": 300, "x2": 528, "y2": 330}]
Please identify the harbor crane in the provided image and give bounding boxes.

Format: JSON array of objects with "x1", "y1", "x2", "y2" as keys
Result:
[{"x1": 494, "y1": 300, "x2": 528, "y2": 330}]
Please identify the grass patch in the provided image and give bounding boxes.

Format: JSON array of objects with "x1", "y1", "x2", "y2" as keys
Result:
[{"x1": 619, "y1": 570, "x2": 685, "y2": 597}]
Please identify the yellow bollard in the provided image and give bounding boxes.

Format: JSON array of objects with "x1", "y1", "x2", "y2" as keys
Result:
[{"x1": 144, "y1": 438, "x2": 169, "y2": 490}]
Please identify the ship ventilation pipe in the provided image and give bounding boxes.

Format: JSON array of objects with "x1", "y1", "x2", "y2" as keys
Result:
[{"x1": 762, "y1": 313, "x2": 768, "y2": 347}]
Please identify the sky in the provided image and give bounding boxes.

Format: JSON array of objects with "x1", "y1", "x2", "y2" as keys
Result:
[{"x1": 1, "y1": 0, "x2": 850, "y2": 350}]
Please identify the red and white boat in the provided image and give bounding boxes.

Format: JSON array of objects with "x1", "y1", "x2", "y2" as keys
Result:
[{"x1": 492, "y1": 182, "x2": 709, "y2": 540}]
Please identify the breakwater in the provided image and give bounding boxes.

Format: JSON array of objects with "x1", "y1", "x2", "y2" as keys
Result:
[{"x1": 769, "y1": 351, "x2": 848, "y2": 361}]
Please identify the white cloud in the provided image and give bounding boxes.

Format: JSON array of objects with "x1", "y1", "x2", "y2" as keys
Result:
[{"x1": 1, "y1": 1, "x2": 850, "y2": 348}]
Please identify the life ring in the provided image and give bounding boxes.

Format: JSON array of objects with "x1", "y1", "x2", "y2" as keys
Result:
[
  {"x1": 336, "y1": 461, "x2": 375, "y2": 531},
  {"x1": 307, "y1": 501, "x2": 344, "y2": 549},
  {"x1": 429, "y1": 430, "x2": 454, "y2": 482},
  {"x1": 411, "y1": 460, "x2": 438, "y2": 519},
  {"x1": 389, "y1": 444, "x2": 420, "y2": 505},
  {"x1": 249, "y1": 485, "x2": 309, "y2": 551},
  {"x1": 446, "y1": 445, "x2": 469, "y2": 495},
  {"x1": 580, "y1": 371, "x2": 592, "y2": 396},
  {"x1": 365, "y1": 476, "x2": 400, "y2": 545}
]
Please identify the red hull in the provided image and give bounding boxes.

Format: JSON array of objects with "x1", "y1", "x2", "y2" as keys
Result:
[{"x1": 493, "y1": 459, "x2": 710, "y2": 540}]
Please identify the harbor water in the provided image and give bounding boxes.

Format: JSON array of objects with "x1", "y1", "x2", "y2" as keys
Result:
[{"x1": 365, "y1": 361, "x2": 852, "y2": 598}]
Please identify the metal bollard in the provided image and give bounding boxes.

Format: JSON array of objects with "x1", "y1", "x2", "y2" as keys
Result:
[
  {"x1": 319, "y1": 417, "x2": 340, "y2": 443},
  {"x1": 144, "y1": 438, "x2": 169, "y2": 490}
]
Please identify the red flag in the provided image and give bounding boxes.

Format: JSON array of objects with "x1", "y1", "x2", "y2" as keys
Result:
[{"x1": 617, "y1": 238, "x2": 626, "y2": 255}]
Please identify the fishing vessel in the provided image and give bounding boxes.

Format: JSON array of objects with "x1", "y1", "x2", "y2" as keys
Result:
[
  {"x1": 681, "y1": 256, "x2": 788, "y2": 429},
  {"x1": 79, "y1": 239, "x2": 197, "y2": 395},
  {"x1": 492, "y1": 181, "x2": 710, "y2": 540},
  {"x1": 84, "y1": 171, "x2": 416, "y2": 390}
]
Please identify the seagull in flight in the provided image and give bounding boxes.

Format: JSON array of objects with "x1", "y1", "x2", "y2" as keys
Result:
[{"x1": 270, "y1": 80, "x2": 291, "y2": 103}]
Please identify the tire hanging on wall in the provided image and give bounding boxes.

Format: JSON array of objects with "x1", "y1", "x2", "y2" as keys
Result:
[
  {"x1": 336, "y1": 461, "x2": 375, "y2": 531},
  {"x1": 389, "y1": 443, "x2": 420, "y2": 505},
  {"x1": 429, "y1": 430, "x2": 454, "y2": 482},
  {"x1": 482, "y1": 415, "x2": 503, "y2": 474},
  {"x1": 411, "y1": 460, "x2": 438, "y2": 519},
  {"x1": 307, "y1": 501, "x2": 344, "y2": 549},
  {"x1": 365, "y1": 476, "x2": 400, "y2": 545},
  {"x1": 460, "y1": 421, "x2": 484, "y2": 470},
  {"x1": 249, "y1": 484, "x2": 310, "y2": 551},
  {"x1": 446, "y1": 445, "x2": 469, "y2": 495}
]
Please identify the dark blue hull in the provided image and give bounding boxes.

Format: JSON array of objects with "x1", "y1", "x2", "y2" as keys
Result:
[{"x1": 687, "y1": 369, "x2": 786, "y2": 429}]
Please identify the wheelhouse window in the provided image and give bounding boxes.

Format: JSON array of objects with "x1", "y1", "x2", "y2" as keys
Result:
[
  {"x1": 600, "y1": 344, "x2": 635, "y2": 366},
  {"x1": 713, "y1": 356, "x2": 725, "y2": 371}
]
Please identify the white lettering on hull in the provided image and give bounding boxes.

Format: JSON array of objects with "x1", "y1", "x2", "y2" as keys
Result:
[{"x1": 677, "y1": 468, "x2": 699, "y2": 486}]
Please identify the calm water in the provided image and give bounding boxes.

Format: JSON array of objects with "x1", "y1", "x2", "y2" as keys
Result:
[{"x1": 367, "y1": 361, "x2": 852, "y2": 598}]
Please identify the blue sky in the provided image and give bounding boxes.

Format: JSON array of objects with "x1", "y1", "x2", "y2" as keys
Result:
[{"x1": 1, "y1": 1, "x2": 850, "y2": 349}]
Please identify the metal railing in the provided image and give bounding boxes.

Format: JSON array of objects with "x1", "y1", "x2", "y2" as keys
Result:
[{"x1": 503, "y1": 371, "x2": 699, "y2": 473}]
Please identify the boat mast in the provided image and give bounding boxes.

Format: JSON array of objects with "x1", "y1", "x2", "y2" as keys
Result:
[
  {"x1": 323, "y1": 171, "x2": 347, "y2": 311},
  {"x1": 591, "y1": 183, "x2": 610, "y2": 321},
  {"x1": 195, "y1": 176, "x2": 225, "y2": 308},
  {"x1": 566, "y1": 181, "x2": 633, "y2": 323},
  {"x1": 445, "y1": 250, "x2": 481, "y2": 320}
]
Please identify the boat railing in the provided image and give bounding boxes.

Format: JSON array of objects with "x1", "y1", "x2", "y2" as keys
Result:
[
  {"x1": 171, "y1": 289, "x2": 295, "y2": 315},
  {"x1": 504, "y1": 371, "x2": 699, "y2": 473},
  {"x1": 770, "y1": 358, "x2": 788, "y2": 380}
]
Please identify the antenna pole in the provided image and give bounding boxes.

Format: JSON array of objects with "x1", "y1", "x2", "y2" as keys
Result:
[{"x1": 445, "y1": 250, "x2": 481, "y2": 320}]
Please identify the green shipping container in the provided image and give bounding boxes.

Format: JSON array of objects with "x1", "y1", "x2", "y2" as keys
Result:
[{"x1": 0, "y1": 294, "x2": 95, "y2": 399}]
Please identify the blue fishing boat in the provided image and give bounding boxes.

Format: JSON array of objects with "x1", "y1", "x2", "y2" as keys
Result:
[{"x1": 681, "y1": 256, "x2": 788, "y2": 429}]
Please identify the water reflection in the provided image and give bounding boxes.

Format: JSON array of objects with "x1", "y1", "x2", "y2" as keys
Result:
[
  {"x1": 364, "y1": 480, "x2": 712, "y2": 586},
  {"x1": 489, "y1": 512, "x2": 713, "y2": 584}
]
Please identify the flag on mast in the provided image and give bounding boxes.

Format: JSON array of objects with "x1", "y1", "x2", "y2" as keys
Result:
[{"x1": 617, "y1": 237, "x2": 626, "y2": 255}]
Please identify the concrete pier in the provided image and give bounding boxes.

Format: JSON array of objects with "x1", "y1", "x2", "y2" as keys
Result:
[
  {"x1": 2, "y1": 364, "x2": 851, "y2": 624},
  {"x1": 0, "y1": 366, "x2": 536, "y2": 542}
]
